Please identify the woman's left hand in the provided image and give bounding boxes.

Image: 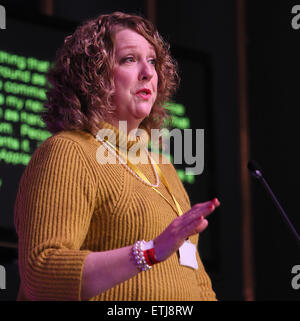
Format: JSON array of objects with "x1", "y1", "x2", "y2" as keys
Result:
[{"x1": 153, "y1": 198, "x2": 220, "y2": 262}]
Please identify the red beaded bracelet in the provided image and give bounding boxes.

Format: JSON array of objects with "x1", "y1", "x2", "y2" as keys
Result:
[{"x1": 143, "y1": 248, "x2": 160, "y2": 266}]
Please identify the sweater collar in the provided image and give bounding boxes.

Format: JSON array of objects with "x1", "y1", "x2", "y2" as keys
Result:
[{"x1": 95, "y1": 120, "x2": 149, "y2": 152}]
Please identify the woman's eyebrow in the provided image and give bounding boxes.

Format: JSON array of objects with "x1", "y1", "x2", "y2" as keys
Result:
[
  {"x1": 118, "y1": 45, "x2": 137, "y2": 51},
  {"x1": 117, "y1": 44, "x2": 156, "y2": 55}
]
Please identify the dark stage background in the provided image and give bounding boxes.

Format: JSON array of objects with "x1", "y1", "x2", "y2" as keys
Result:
[{"x1": 0, "y1": 0, "x2": 300, "y2": 301}]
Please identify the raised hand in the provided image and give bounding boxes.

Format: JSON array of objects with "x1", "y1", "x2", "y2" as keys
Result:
[{"x1": 154, "y1": 198, "x2": 220, "y2": 262}]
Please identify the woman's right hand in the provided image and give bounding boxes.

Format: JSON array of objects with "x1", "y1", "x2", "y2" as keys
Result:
[{"x1": 153, "y1": 198, "x2": 220, "y2": 262}]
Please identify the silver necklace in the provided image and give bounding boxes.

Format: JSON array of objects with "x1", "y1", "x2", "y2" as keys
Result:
[{"x1": 95, "y1": 135, "x2": 160, "y2": 188}]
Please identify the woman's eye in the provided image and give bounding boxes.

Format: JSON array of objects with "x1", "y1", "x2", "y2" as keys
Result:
[
  {"x1": 122, "y1": 56, "x2": 135, "y2": 63},
  {"x1": 149, "y1": 58, "x2": 157, "y2": 65}
]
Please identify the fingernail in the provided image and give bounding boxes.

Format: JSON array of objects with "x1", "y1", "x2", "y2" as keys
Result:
[{"x1": 212, "y1": 198, "x2": 220, "y2": 205}]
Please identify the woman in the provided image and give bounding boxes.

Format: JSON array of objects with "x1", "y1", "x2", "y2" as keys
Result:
[{"x1": 14, "y1": 12, "x2": 220, "y2": 301}]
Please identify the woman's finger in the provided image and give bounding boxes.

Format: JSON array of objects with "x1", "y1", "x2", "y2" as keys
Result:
[
  {"x1": 178, "y1": 202, "x2": 215, "y2": 228},
  {"x1": 178, "y1": 216, "x2": 209, "y2": 239},
  {"x1": 191, "y1": 198, "x2": 220, "y2": 211},
  {"x1": 182, "y1": 198, "x2": 220, "y2": 224}
]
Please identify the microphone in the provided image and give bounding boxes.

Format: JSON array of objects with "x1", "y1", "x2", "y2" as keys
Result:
[
  {"x1": 247, "y1": 160, "x2": 263, "y2": 179},
  {"x1": 248, "y1": 160, "x2": 300, "y2": 248}
]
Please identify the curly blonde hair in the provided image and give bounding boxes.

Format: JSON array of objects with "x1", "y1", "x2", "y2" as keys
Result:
[{"x1": 42, "y1": 11, "x2": 179, "y2": 135}]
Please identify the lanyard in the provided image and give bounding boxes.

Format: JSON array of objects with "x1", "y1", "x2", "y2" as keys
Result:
[{"x1": 103, "y1": 140, "x2": 183, "y2": 217}]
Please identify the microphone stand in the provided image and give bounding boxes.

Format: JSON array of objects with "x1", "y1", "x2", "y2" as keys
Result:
[{"x1": 248, "y1": 161, "x2": 300, "y2": 248}]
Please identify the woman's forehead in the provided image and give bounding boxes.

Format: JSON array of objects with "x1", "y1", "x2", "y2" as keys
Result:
[{"x1": 113, "y1": 27, "x2": 156, "y2": 53}]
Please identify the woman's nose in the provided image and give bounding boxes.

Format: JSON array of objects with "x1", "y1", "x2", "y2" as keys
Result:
[{"x1": 138, "y1": 61, "x2": 154, "y2": 81}]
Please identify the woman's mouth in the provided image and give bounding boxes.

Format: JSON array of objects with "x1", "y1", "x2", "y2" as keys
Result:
[{"x1": 136, "y1": 88, "x2": 152, "y2": 100}]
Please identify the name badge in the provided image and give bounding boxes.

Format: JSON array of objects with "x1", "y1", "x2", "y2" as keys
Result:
[{"x1": 179, "y1": 239, "x2": 198, "y2": 270}]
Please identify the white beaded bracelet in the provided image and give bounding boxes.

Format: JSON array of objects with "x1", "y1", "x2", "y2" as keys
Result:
[{"x1": 132, "y1": 240, "x2": 152, "y2": 272}]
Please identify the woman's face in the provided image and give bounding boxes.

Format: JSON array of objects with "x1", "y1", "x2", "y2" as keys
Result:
[{"x1": 112, "y1": 28, "x2": 158, "y2": 131}]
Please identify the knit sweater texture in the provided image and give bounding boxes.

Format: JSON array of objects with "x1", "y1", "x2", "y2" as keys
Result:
[{"x1": 14, "y1": 121, "x2": 216, "y2": 301}]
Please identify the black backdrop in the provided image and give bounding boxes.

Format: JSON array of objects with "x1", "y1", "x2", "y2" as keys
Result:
[{"x1": 247, "y1": 0, "x2": 300, "y2": 300}]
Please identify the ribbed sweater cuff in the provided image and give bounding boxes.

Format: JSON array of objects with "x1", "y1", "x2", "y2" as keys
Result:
[{"x1": 23, "y1": 249, "x2": 91, "y2": 301}]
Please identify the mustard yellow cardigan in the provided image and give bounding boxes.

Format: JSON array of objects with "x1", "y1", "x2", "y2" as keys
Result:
[{"x1": 14, "y1": 122, "x2": 216, "y2": 301}]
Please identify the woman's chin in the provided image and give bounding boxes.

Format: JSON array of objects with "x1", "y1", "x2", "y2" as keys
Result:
[{"x1": 134, "y1": 106, "x2": 152, "y2": 120}]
